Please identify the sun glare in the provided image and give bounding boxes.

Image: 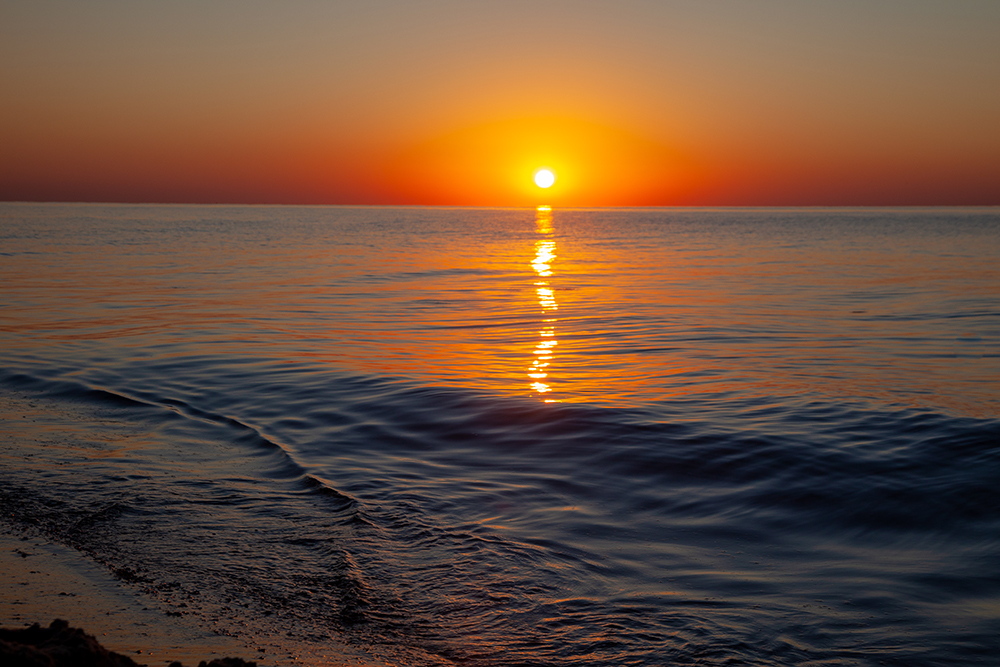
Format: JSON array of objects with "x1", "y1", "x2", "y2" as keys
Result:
[{"x1": 534, "y1": 169, "x2": 555, "y2": 189}]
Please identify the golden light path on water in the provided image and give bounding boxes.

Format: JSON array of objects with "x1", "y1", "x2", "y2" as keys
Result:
[{"x1": 530, "y1": 205, "x2": 558, "y2": 400}]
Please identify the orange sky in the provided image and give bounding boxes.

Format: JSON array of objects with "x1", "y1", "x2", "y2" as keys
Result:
[{"x1": 1, "y1": 0, "x2": 998, "y2": 206}]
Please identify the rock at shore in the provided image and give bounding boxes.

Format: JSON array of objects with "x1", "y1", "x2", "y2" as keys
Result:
[{"x1": 0, "y1": 619, "x2": 257, "y2": 667}]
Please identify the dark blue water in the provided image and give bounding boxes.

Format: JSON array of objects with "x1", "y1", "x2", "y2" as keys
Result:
[{"x1": 1, "y1": 203, "x2": 998, "y2": 665}]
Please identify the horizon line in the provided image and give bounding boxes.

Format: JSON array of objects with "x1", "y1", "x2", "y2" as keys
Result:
[{"x1": 3, "y1": 200, "x2": 999, "y2": 211}]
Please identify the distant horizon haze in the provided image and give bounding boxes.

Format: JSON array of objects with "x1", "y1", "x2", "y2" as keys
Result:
[{"x1": 1, "y1": 0, "x2": 998, "y2": 207}]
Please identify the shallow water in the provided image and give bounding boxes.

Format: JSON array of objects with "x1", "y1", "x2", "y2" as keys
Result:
[{"x1": 1, "y1": 203, "x2": 998, "y2": 665}]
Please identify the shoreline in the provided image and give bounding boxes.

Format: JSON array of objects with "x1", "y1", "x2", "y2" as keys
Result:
[
  {"x1": 0, "y1": 387, "x2": 254, "y2": 664},
  {"x1": 0, "y1": 388, "x2": 425, "y2": 667},
  {"x1": 1, "y1": 528, "x2": 396, "y2": 666},
  {"x1": 1, "y1": 529, "x2": 255, "y2": 666}
]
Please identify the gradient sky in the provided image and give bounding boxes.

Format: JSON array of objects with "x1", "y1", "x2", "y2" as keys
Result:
[{"x1": 2, "y1": 0, "x2": 998, "y2": 206}]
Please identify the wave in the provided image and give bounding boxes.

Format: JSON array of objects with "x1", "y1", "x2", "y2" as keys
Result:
[
  {"x1": 3, "y1": 361, "x2": 999, "y2": 666},
  {"x1": 4, "y1": 362, "x2": 998, "y2": 539}
]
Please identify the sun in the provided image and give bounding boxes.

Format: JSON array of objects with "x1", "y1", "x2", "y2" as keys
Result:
[{"x1": 534, "y1": 168, "x2": 555, "y2": 189}]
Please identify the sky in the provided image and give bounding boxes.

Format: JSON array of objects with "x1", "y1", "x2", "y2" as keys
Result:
[{"x1": 1, "y1": 0, "x2": 998, "y2": 207}]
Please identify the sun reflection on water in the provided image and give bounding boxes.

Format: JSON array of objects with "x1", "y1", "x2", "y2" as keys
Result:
[{"x1": 530, "y1": 206, "x2": 559, "y2": 400}]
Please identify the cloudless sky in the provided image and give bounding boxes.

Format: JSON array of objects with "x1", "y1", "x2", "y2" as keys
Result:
[{"x1": 1, "y1": 0, "x2": 998, "y2": 206}]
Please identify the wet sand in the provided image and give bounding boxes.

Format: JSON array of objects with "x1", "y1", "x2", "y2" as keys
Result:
[
  {"x1": 1, "y1": 530, "x2": 256, "y2": 665},
  {"x1": 0, "y1": 388, "x2": 426, "y2": 667},
  {"x1": 1, "y1": 529, "x2": 399, "y2": 666},
  {"x1": 0, "y1": 388, "x2": 248, "y2": 664}
]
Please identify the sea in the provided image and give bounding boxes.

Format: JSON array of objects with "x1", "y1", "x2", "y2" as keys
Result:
[{"x1": 1, "y1": 203, "x2": 998, "y2": 666}]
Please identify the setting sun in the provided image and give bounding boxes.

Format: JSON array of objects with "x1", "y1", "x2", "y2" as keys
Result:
[{"x1": 534, "y1": 169, "x2": 556, "y2": 189}]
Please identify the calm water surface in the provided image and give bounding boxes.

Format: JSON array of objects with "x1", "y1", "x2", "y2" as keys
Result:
[{"x1": 1, "y1": 203, "x2": 998, "y2": 666}]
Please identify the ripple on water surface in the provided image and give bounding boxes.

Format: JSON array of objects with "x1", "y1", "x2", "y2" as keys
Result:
[{"x1": 1, "y1": 204, "x2": 998, "y2": 665}]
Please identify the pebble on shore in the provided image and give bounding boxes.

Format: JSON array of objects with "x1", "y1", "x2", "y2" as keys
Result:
[{"x1": 0, "y1": 619, "x2": 258, "y2": 667}]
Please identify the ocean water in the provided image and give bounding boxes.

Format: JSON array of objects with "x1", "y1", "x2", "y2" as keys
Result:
[{"x1": 1, "y1": 203, "x2": 998, "y2": 666}]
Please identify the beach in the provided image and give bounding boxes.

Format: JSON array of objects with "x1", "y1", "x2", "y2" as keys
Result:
[
  {"x1": 1, "y1": 530, "x2": 253, "y2": 665},
  {"x1": 0, "y1": 387, "x2": 397, "y2": 667},
  {"x1": 0, "y1": 530, "x2": 407, "y2": 667}
]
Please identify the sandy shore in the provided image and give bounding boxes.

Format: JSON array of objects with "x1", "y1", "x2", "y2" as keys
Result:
[
  {"x1": 0, "y1": 386, "x2": 404, "y2": 667},
  {"x1": 0, "y1": 529, "x2": 394, "y2": 667},
  {"x1": 1, "y1": 530, "x2": 256, "y2": 665}
]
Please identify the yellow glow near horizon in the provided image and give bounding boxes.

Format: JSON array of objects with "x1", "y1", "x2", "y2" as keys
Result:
[{"x1": 534, "y1": 169, "x2": 555, "y2": 189}]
